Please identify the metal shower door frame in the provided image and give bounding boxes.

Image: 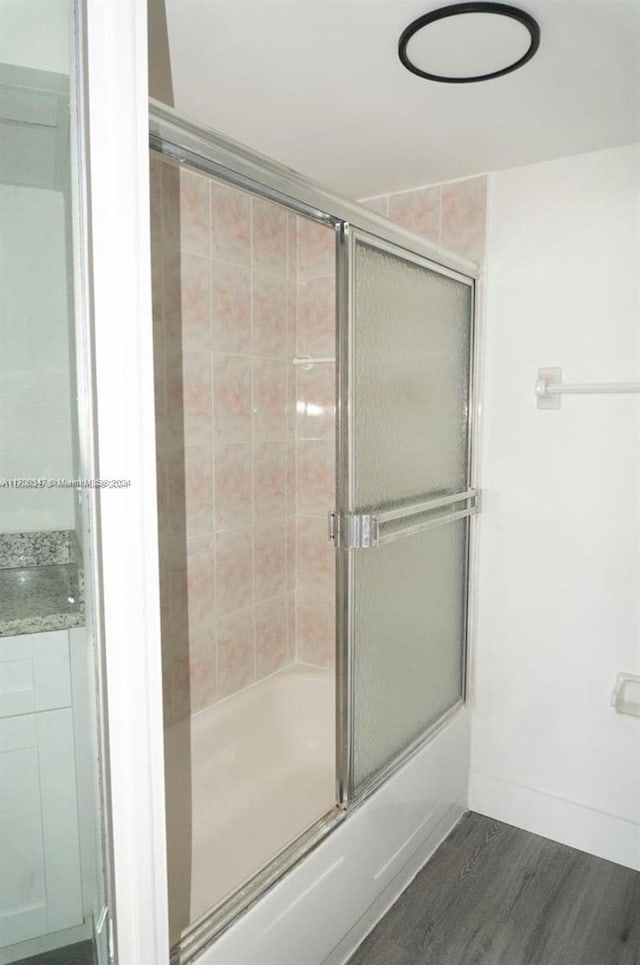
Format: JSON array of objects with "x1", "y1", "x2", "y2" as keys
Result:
[
  {"x1": 337, "y1": 226, "x2": 478, "y2": 808},
  {"x1": 148, "y1": 100, "x2": 479, "y2": 964}
]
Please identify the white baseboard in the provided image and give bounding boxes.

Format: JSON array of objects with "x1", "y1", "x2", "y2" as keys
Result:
[{"x1": 469, "y1": 769, "x2": 640, "y2": 871}]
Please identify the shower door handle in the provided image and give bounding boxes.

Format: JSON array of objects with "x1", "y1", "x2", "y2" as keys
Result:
[{"x1": 337, "y1": 489, "x2": 479, "y2": 549}]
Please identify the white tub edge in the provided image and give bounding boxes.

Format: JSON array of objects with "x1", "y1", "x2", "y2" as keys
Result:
[{"x1": 196, "y1": 707, "x2": 471, "y2": 965}]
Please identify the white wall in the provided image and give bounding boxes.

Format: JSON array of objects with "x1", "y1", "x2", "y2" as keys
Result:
[
  {"x1": 0, "y1": 0, "x2": 70, "y2": 73},
  {"x1": 471, "y1": 144, "x2": 640, "y2": 870},
  {"x1": 0, "y1": 185, "x2": 75, "y2": 531}
]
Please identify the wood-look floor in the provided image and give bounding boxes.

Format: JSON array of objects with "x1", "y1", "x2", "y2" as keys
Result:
[
  {"x1": 347, "y1": 812, "x2": 640, "y2": 965},
  {"x1": 14, "y1": 941, "x2": 94, "y2": 965}
]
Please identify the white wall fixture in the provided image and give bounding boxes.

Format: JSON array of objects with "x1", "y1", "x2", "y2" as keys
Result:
[
  {"x1": 535, "y1": 366, "x2": 640, "y2": 409},
  {"x1": 611, "y1": 674, "x2": 640, "y2": 719}
]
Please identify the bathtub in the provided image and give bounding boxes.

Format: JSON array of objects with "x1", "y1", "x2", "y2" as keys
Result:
[
  {"x1": 164, "y1": 663, "x2": 469, "y2": 963},
  {"x1": 187, "y1": 663, "x2": 336, "y2": 920},
  {"x1": 192, "y1": 701, "x2": 471, "y2": 965}
]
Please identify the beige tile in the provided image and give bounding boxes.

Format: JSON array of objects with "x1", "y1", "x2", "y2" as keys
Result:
[
  {"x1": 286, "y1": 364, "x2": 297, "y2": 442},
  {"x1": 253, "y1": 271, "x2": 287, "y2": 358},
  {"x1": 215, "y1": 526, "x2": 253, "y2": 615},
  {"x1": 165, "y1": 456, "x2": 188, "y2": 544},
  {"x1": 254, "y1": 521, "x2": 287, "y2": 602},
  {"x1": 295, "y1": 363, "x2": 336, "y2": 441},
  {"x1": 389, "y1": 186, "x2": 440, "y2": 242},
  {"x1": 441, "y1": 176, "x2": 487, "y2": 263},
  {"x1": 297, "y1": 216, "x2": 335, "y2": 280},
  {"x1": 296, "y1": 515, "x2": 335, "y2": 594},
  {"x1": 152, "y1": 313, "x2": 166, "y2": 422},
  {"x1": 189, "y1": 624, "x2": 217, "y2": 713},
  {"x1": 179, "y1": 168, "x2": 210, "y2": 257},
  {"x1": 215, "y1": 443, "x2": 253, "y2": 531},
  {"x1": 296, "y1": 275, "x2": 335, "y2": 359},
  {"x1": 287, "y1": 591, "x2": 296, "y2": 652},
  {"x1": 296, "y1": 589, "x2": 335, "y2": 669},
  {"x1": 287, "y1": 212, "x2": 298, "y2": 277},
  {"x1": 254, "y1": 595, "x2": 291, "y2": 678},
  {"x1": 161, "y1": 162, "x2": 181, "y2": 250},
  {"x1": 296, "y1": 440, "x2": 335, "y2": 516},
  {"x1": 253, "y1": 442, "x2": 286, "y2": 520},
  {"x1": 170, "y1": 654, "x2": 192, "y2": 723},
  {"x1": 217, "y1": 609, "x2": 255, "y2": 698},
  {"x1": 167, "y1": 351, "x2": 212, "y2": 449},
  {"x1": 149, "y1": 155, "x2": 164, "y2": 249},
  {"x1": 286, "y1": 442, "x2": 296, "y2": 516},
  {"x1": 285, "y1": 276, "x2": 297, "y2": 360},
  {"x1": 359, "y1": 195, "x2": 389, "y2": 217},
  {"x1": 210, "y1": 181, "x2": 251, "y2": 267},
  {"x1": 253, "y1": 358, "x2": 287, "y2": 442},
  {"x1": 184, "y1": 444, "x2": 214, "y2": 537},
  {"x1": 213, "y1": 354, "x2": 252, "y2": 443},
  {"x1": 164, "y1": 249, "x2": 211, "y2": 353},
  {"x1": 168, "y1": 555, "x2": 189, "y2": 649},
  {"x1": 212, "y1": 260, "x2": 251, "y2": 355},
  {"x1": 286, "y1": 515, "x2": 296, "y2": 591},
  {"x1": 186, "y1": 535, "x2": 215, "y2": 631},
  {"x1": 151, "y1": 242, "x2": 164, "y2": 326},
  {"x1": 253, "y1": 197, "x2": 287, "y2": 276}
]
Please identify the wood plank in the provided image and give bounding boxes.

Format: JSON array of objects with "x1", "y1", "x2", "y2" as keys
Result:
[{"x1": 348, "y1": 813, "x2": 640, "y2": 965}]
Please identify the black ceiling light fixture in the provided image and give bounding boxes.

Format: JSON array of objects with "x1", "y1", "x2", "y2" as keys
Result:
[{"x1": 398, "y1": 2, "x2": 540, "y2": 83}]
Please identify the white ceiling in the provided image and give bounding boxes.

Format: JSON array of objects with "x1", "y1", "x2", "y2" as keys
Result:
[{"x1": 161, "y1": 0, "x2": 640, "y2": 197}]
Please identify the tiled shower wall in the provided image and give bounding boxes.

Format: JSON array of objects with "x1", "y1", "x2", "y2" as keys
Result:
[
  {"x1": 293, "y1": 222, "x2": 336, "y2": 669},
  {"x1": 151, "y1": 155, "x2": 485, "y2": 727},
  {"x1": 151, "y1": 154, "x2": 336, "y2": 726},
  {"x1": 360, "y1": 175, "x2": 487, "y2": 264}
]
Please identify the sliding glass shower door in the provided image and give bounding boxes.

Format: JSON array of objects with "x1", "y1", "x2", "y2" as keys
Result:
[{"x1": 340, "y1": 230, "x2": 477, "y2": 797}]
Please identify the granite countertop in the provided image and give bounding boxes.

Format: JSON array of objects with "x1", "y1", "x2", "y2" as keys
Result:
[{"x1": 0, "y1": 531, "x2": 85, "y2": 637}]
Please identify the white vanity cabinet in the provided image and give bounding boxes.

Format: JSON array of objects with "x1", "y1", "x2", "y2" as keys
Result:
[{"x1": 0, "y1": 630, "x2": 83, "y2": 949}]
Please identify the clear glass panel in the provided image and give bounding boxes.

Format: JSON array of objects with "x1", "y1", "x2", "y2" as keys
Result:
[
  {"x1": 149, "y1": 152, "x2": 337, "y2": 945},
  {"x1": 353, "y1": 240, "x2": 472, "y2": 512},
  {"x1": 354, "y1": 520, "x2": 467, "y2": 790},
  {"x1": 0, "y1": 5, "x2": 110, "y2": 964}
]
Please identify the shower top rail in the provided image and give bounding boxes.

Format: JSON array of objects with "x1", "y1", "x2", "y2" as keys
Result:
[
  {"x1": 148, "y1": 100, "x2": 479, "y2": 282},
  {"x1": 536, "y1": 367, "x2": 640, "y2": 409}
]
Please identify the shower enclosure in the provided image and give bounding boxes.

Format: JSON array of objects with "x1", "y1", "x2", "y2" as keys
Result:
[{"x1": 149, "y1": 102, "x2": 478, "y2": 964}]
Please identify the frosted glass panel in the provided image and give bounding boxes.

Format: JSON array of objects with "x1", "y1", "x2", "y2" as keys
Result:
[
  {"x1": 353, "y1": 520, "x2": 467, "y2": 789},
  {"x1": 353, "y1": 241, "x2": 472, "y2": 511}
]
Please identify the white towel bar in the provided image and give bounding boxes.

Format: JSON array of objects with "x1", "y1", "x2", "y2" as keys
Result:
[
  {"x1": 536, "y1": 367, "x2": 640, "y2": 409},
  {"x1": 292, "y1": 356, "x2": 335, "y2": 369}
]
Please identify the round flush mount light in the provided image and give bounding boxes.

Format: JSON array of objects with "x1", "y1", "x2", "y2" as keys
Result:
[{"x1": 398, "y1": 2, "x2": 540, "y2": 83}]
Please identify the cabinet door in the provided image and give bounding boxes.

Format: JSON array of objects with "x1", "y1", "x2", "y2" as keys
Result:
[
  {"x1": 0, "y1": 631, "x2": 71, "y2": 719},
  {"x1": 0, "y1": 708, "x2": 83, "y2": 948}
]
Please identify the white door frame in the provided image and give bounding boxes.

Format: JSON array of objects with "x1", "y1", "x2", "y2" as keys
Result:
[{"x1": 81, "y1": 1, "x2": 169, "y2": 962}]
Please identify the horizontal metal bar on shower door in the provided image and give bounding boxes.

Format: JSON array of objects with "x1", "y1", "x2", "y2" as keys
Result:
[
  {"x1": 375, "y1": 505, "x2": 477, "y2": 546},
  {"x1": 374, "y1": 488, "x2": 477, "y2": 525},
  {"x1": 337, "y1": 490, "x2": 479, "y2": 549}
]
